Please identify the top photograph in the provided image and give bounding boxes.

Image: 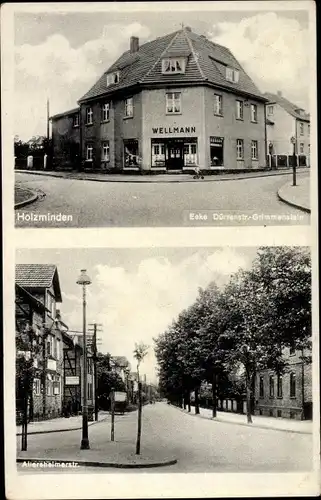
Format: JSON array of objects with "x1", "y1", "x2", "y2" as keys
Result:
[{"x1": 13, "y1": 6, "x2": 313, "y2": 227}]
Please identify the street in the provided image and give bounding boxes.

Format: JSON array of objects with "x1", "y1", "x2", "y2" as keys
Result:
[
  {"x1": 15, "y1": 172, "x2": 310, "y2": 227},
  {"x1": 17, "y1": 402, "x2": 312, "y2": 473}
]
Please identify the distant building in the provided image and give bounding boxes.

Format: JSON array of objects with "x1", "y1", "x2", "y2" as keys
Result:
[
  {"x1": 51, "y1": 26, "x2": 268, "y2": 173},
  {"x1": 15, "y1": 264, "x2": 67, "y2": 420},
  {"x1": 254, "y1": 346, "x2": 312, "y2": 420},
  {"x1": 265, "y1": 91, "x2": 310, "y2": 157}
]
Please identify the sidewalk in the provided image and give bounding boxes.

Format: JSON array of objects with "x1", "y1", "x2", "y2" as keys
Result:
[
  {"x1": 177, "y1": 405, "x2": 313, "y2": 434},
  {"x1": 16, "y1": 412, "x2": 110, "y2": 436},
  {"x1": 278, "y1": 176, "x2": 310, "y2": 213},
  {"x1": 15, "y1": 167, "x2": 309, "y2": 184},
  {"x1": 16, "y1": 412, "x2": 177, "y2": 469}
]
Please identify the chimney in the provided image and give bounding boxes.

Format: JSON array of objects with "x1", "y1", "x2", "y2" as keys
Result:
[
  {"x1": 277, "y1": 90, "x2": 282, "y2": 97},
  {"x1": 130, "y1": 36, "x2": 139, "y2": 53}
]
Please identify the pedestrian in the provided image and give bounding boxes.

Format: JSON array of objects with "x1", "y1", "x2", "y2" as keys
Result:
[{"x1": 193, "y1": 165, "x2": 204, "y2": 179}]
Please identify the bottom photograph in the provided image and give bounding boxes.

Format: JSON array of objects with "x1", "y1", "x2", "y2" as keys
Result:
[{"x1": 14, "y1": 245, "x2": 312, "y2": 474}]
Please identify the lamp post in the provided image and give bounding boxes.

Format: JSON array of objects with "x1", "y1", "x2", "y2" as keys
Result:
[
  {"x1": 290, "y1": 136, "x2": 297, "y2": 186},
  {"x1": 76, "y1": 269, "x2": 92, "y2": 450}
]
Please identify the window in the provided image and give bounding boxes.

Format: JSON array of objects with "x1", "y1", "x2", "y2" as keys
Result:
[
  {"x1": 106, "y1": 71, "x2": 120, "y2": 86},
  {"x1": 259, "y1": 376, "x2": 264, "y2": 398},
  {"x1": 251, "y1": 104, "x2": 258, "y2": 122},
  {"x1": 85, "y1": 107, "x2": 93, "y2": 125},
  {"x1": 151, "y1": 143, "x2": 165, "y2": 167},
  {"x1": 53, "y1": 375, "x2": 60, "y2": 395},
  {"x1": 267, "y1": 105, "x2": 274, "y2": 115},
  {"x1": 124, "y1": 140, "x2": 140, "y2": 167},
  {"x1": 183, "y1": 143, "x2": 198, "y2": 165},
  {"x1": 101, "y1": 103, "x2": 110, "y2": 122},
  {"x1": 86, "y1": 143, "x2": 93, "y2": 161},
  {"x1": 166, "y1": 92, "x2": 181, "y2": 114},
  {"x1": 269, "y1": 376, "x2": 274, "y2": 397},
  {"x1": 125, "y1": 97, "x2": 133, "y2": 118},
  {"x1": 73, "y1": 114, "x2": 79, "y2": 127},
  {"x1": 46, "y1": 334, "x2": 54, "y2": 356},
  {"x1": 236, "y1": 139, "x2": 244, "y2": 160},
  {"x1": 251, "y1": 140, "x2": 258, "y2": 160},
  {"x1": 214, "y1": 94, "x2": 223, "y2": 115},
  {"x1": 53, "y1": 337, "x2": 57, "y2": 359},
  {"x1": 299, "y1": 122, "x2": 304, "y2": 135},
  {"x1": 299, "y1": 143, "x2": 304, "y2": 154},
  {"x1": 47, "y1": 293, "x2": 55, "y2": 318},
  {"x1": 88, "y1": 382, "x2": 93, "y2": 400},
  {"x1": 33, "y1": 378, "x2": 41, "y2": 396},
  {"x1": 101, "y1": 141, "x2": 110, "y2": 162},
  {"x1": 236, "y1": 100, "x2": 243, "y2": 120},
  {"x1": 162, "y1": 57, "x2": 186, "y2": 74},
  {"x1": 290, "y1": 373, "x2": 296, "y2": 397},
  {"x1": 46, "y1": 374, "x2": 53, "y2": 396},
  {"x1": 277, "y1": 374, "x2": 283, "y2": 398},
  {"x1": 226, "y1": 67, "x2": 239, "y2": 83},
  {"x1": 56, "y1": 339, "x2": 61, "y2": 360},
  {"x1": 210, "y1": 137, "x2": 224, "y2": 166}
]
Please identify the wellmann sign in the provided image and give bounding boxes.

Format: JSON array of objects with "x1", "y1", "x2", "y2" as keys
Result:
[{"x1": 152, "y1": 126, "x2": 196, "y2": 134}]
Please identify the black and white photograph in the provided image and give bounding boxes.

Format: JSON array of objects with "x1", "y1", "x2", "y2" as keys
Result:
[
  {"x1": 14, "y1": 246, "x2": 313, "y2": 474},
  {"x1": 11, "y1": 4, "x2": 313, "y2": 227}
]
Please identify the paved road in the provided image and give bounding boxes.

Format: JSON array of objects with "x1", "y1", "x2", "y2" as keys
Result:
[
  {"x1": 15, "y1": 172, "x2": 310, "y2": 227},
  {"x1": 17, "y1": 402, "x2": 312, "y2": 473}
]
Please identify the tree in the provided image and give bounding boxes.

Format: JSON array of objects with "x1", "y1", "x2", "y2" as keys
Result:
[
  {"x1": 96, "y1": 352, "x2": 126, "y2": 410},
  {"x1": 133, "y1": 342, "x2": 149, "y2": 455}
]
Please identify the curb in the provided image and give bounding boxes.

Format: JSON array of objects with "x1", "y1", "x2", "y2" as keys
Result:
[
  {"x1": 16, "y1": 414, "x2": 110, "y2": 437},
  {"x1": 15, "y1": 169, "x2": 308, "y2": 184},
  {"x1": 277, "y1": 187, "x2": 311, "y2": 214},
  {"x1": 14, "y1": 189, "x2": 39, "y2": 209},
  {"x1": 173, "y1": 405, "x2": 312, "y2": 435},
  {"x1": 16, "y1": 456, "x2": 177, "y2": 469}
]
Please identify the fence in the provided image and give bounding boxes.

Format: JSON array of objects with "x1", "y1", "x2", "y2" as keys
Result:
[
  {"x1": 266, "y1": 154, "x2": 310, "y2": 169},
  {"x1": 15, "y1": 155, "x2": 52, "y2": 170}
]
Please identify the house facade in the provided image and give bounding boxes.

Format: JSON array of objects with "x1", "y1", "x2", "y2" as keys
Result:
[
  {"x1": 51, "y1": 27, "x2": 267, "y2": 173},
  {"x1": 254, "y1": 346, "x2": 312, "y2": 420},
  {"x1": 15, "y1": 264, "x2": 67, "y2": 420},
  {"x1": 265, "y1": 91, "x2": 310, "y2": 158}
]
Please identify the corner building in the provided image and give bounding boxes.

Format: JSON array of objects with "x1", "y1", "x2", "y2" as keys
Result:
[{"x1": 52, "y1": 27, "x2": 267, "y2": 173}]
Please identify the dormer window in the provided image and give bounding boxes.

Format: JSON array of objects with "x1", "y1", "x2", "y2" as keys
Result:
[
  {"x1": 106, "y1": 71, "x2": 120, "y2": 86},
  {"x1": 226, "y1": 66, "x2": 239, "y2": 83},
  {"x1": 162, "y1": 57, "x2": 186, "y2": 74}
]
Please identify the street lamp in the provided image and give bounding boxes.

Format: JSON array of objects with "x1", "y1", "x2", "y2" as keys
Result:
[
  {"x1": 290, "y1": 136, "x2": 297, "y2": 186},
  {"x1": 76, "y1": 269, "x2": 92, "y2": 450}
]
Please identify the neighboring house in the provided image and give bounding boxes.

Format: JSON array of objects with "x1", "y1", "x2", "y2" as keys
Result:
[
  {"x1": 15, "y1": 264, "x2": 66, "y2": 420},
  {"x1": 265, "y1": 91, "x2": 310, "y2": 157},
  {"x1": 51, "y1": 26, "x2": 268, "y2": 173},
  {"x1": 111, "y1": 356, "x2": 131, "y2": 383},
  {"x1": 254, "y1": 346, "x2": 312, "y2": 420}
]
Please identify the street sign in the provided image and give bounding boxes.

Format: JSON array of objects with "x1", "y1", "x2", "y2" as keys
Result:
[
  {"x1": 65, "y1": 376, "x2": 80, "y2": 386},
  {"x1": 290, "y1": 136, "x2": 296, "y2": 144},
  {"x1": 114, "y1": 391, "x2": 127, "y2": 402}
]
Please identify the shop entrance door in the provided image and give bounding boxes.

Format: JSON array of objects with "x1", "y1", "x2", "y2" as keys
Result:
[{"x1": 166, "y1": 143, "x2": 184, "y2": 170}]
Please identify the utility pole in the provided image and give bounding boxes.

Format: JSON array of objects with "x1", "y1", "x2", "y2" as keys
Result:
[
  {"x1": 110, "y1": 390, "x2": 115, "y2": 441},
  {"x1": 88, "y1": 323, "x2": 102, "y2": 421}
]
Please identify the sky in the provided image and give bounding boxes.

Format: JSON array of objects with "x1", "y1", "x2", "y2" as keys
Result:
[
  {"x1": 13, "y1": 5, "x2": 312, "y2": 140},
  {"x1": 16, "y1": 246, "x2": 259, "y2": 383}
]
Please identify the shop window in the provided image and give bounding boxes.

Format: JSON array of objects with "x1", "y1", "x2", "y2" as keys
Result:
[
  {"x1": 184, "y1": 143, "x2": 198, "y2": 165},
  {"x1": 251, "y1": 140, "x2": 258, "y2": 160},
  {"x1": 290, "y1": 372, "x2": 296, "y2": 398},
  {"x1": 101, "y1": 141, "x2": 110, "y2": 162},
  {"x1": 162, "y1": 57, "x2": 186, "y2": 74},
  {"x1": 124, "y1": 140, "x2": 140, "y2": 168},
  {"x1": 85, "y1": 107, "x2": 93, "y2": 125},
  {"x1": 236, "y1": 139, "x2": 244, "y2": 160},
  {"x1": 259, "y1": 376, "x2": 264, "y2": 398},
  {"x1": 152, "y1": 143, "x2": 165, "y2": 167},
  {"x1": 251, "y1": 104, "x2": 258, "y2": 123},
  {"x1": 277, "y1": 374, "x2": 283, "y2": 398},
  {"x1": 166, "y1": 92, "x2": 181, "y2": 114},
  {"x1": 101, "y1": 103, "x2": 110, "y2": 122},
  {"x1": 236, "y1": 100, "x2": 243, "y2": 120},
  {"x1": 86, "y1": 143, "x2": 93, "y2": 161},
  {"x1": 125, "y1": 97, "x2": 133, "y2": 118},
  {"x1": 210, "y1": 137, "x2": 224, "y2": 166}
]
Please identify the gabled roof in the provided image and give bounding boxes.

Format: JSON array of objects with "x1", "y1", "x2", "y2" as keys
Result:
[
  {"x1": 15, "y1": 283, "x2": 50, "y2": 314},
  {"x1": 50, "y1": 107, "x2": 79, "y2": 120},
  {"x1": 79, "y1": 27, "x2": 266, "y2": 103},
  {"x1": 264, "y1": 92, "x2": 310, "y2": 122},
  {"x1": 15, "y1": 264, "x2": 62, "y2": 302}
]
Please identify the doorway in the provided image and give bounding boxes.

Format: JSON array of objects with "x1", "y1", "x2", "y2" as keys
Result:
[{"x1": 166, "y1": 142, "x2": 184, "y2": 170}]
